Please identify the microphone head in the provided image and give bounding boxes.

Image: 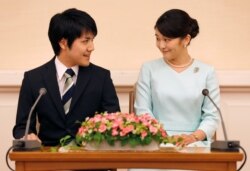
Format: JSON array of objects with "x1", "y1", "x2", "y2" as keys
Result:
[
  {"x1": 39, "y1": 88, "x2": 47, "y2": 95},
  {"x1": 202, "y1": 89, "x2": 209, "y2": 96}
]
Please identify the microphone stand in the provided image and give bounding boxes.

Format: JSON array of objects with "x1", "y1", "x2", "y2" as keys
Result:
[
  {"x1": 202, "y1": 89, "x2": 239, "y2": 152},
  {"x1": 13, "y1": 88, "x2": 46, "y2": 151}
]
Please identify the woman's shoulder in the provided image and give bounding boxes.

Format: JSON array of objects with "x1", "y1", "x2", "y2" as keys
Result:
[
  {"x1": 142, "y1": 58, "x2": 165, "y2": 69},
  {"x1": 193, "y1": 59, "x2": 215, "y2": 71}
]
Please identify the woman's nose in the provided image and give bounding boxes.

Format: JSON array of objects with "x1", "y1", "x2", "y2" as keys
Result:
[{"x1": 159, "y1": 40, "x2": 166, "y2": 49}]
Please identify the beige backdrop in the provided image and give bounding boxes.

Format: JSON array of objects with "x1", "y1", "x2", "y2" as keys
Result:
[
  {"x1": 1, "y1": 0, "x2": 250, "y2": 71},
  {"x1": 1, "y1": 1, "x2": 250, "y2": 171}
]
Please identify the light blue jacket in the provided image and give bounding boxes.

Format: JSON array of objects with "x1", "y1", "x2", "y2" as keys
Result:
[{"x1": 135, "y1": 58, "x2": 220, "y2": 141}]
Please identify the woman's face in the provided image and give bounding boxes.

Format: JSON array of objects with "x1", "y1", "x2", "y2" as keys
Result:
[{"x1": 155, "y1": 28, "x2": 186, "y2": 61}]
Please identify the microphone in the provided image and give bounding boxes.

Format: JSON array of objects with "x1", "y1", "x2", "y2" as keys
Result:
[
  {"x1": 202, "y1": 89, "x2": 239, "y2": 152},
  {"x1": 13, "y1": 88, "x2": 47, "y2": 151}
]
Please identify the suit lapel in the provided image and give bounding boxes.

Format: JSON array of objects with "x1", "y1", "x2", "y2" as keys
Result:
[
  {"x1": 42, "y1": 58, "x2": 65, "y2": 119},
  {"x1": 70, "y1": 64, "x2": 92, "y2": 111}
]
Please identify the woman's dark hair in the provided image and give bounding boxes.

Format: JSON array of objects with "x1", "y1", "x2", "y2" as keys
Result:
[
  {"x1": 155, "y1": 9, "x2": 199, "y2": 39},
  {"x1": 48, "y1": 8, "x2": 97, "y2": 55}
]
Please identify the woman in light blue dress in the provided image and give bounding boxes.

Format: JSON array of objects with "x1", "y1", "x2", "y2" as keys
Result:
[{"x1": 131, "y1": 9, "x2": 220, "y2": 171}]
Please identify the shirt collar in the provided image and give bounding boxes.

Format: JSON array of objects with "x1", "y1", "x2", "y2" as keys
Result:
[{"x1": 55, "y1": 57, "x2": 79, "y2": 81}]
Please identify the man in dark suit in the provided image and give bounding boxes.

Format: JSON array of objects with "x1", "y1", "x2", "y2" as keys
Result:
[{"x1": 13, "y1": 8, "x2": 120, "y2": 147}]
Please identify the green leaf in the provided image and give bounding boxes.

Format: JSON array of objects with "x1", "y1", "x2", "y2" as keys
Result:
[
  {"x1": 142, "y1": 136, "x2": 152, "y2": 145},
  {"x1": 60, "y1": 135, "x2": 71, "y2": 146},
  {"x1": 50, "y1": 146, "x2": 58, "y2": 152},
  {"x1": 105, "y1": 132, "x2": 116, "y2": 146},
  {"x1": 93, "y1": 132, "x2": 104, "y2": 145},
  {"x1": 120, "y1": 137, "x2": 129, "y2": 146},
  {"x1": 75, "y1": 135, "x2": 83, "y2": 145},
  {"x1": 129, "y1": 138, "x2": 139, "y2": 147}
]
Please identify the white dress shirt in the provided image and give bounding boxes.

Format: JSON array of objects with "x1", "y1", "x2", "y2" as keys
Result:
[{"x1": 54, "y1": 57, "x2": 79, "y2": 98}]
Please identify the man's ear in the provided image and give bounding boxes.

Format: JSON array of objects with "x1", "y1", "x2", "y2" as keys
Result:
[{"x1": 59, "y1": 38, "x2": 68, "y2": 50}]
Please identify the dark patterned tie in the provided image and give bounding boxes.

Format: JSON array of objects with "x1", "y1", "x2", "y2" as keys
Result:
[{"x1": 62, "y1": 69, "x2": 75, "y2": 114}]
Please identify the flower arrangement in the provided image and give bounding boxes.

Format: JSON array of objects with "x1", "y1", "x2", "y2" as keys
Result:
[{"x1": 75, "y1": 112, "x2": 178, "y2": 148}]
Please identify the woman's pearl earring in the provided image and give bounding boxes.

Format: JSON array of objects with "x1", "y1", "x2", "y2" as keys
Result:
[{"x1": 184, "y1": 44, "x2": 187, "y2": 48}]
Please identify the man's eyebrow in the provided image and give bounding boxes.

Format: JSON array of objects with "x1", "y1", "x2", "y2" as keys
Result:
[{"x1": 83, "y1": 36, "x2": 94, "y2": 39}]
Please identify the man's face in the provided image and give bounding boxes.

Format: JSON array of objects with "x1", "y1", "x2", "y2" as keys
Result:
[{"x1": 61, "y1": 32, "x2": 95, "y2": 67}]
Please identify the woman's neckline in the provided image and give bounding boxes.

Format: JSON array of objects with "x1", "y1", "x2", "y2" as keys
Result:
[
  {"x1": 165, "y1": 58, "x2": 194, "y2": 68},
  {"x1": 163, "y1": 58, "x2": 195, "y2": 74}
]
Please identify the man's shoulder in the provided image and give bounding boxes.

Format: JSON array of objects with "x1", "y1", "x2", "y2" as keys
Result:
[
  {"x1": 79, "y1": 63, "x2": 111, "y2": 81},
  {"x1": 24, "y1": 58, "x2": 55, "y2": 75},
  {"x1": 87, "y1": 63, "x2": 110, "y2": 73}
]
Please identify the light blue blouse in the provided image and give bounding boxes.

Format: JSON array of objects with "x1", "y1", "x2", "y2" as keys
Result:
[{"x1": 135, "y1": 58, "x2": 220, "y2": 141}]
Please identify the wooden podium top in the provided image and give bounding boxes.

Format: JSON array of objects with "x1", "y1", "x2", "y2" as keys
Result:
[{"x1": 9, "y1": 147, "x2": 243, "y2": 171}]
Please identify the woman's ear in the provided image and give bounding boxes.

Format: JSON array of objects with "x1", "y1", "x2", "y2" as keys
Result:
[{"x1": 183, "y1": 34, "x2": 191, "y2": 47}]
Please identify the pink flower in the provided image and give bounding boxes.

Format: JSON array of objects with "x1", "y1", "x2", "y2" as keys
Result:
[
  {"x1": 111, "y1": 122, "x2": 119, "y2": 129},
  {"x1": 141, "y1": 131, "x2": 148, "y2": 139},
  {"x1": 98, "y1": 124, "x2": 107, "y2": 133},
  {"x1": 78, "y1": 127, "x2": 84, "y2": 134},
  {"x1": 126, "y1": 113, "x2": 136, "y2": 122},
  {"x1": 160, "y1": 128, "x2": 167, "y2": 137},
  {"x1": 107, "y1": 114, "x2": 116, "y2": 120},
  {"x1": 161, "y1": 131, "x2": 167, "y2": 137},
  {"x1": 76, "y1": 112, "x2": 171, "y2": 147},
  {"x1": 121, "y1": 125, "x2": 134, "y2": 135},
  {"x1": 112, "y1": 117, "x2": 123, "y2": 129},
  {"x1": 120, "y1": 131, "x2": 126, "y2": 137},
  {"x1": 93, "y1": 114, "x2": 102, "y2": 122},
  {"x1": 149, "y1": 125, "x2": 158, "y2": 135},
  {"x1": 112, "y1": 128, "x2": 119, "y2": 136}
]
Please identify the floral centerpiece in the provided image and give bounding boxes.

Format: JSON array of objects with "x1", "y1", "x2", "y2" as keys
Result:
[{"x1": 74, "y1": 112, "x2": 179, "y2": 149}]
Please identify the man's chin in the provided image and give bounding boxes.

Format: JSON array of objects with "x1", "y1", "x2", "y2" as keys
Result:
[{"x1": 79, "y1": 61, "x2": 90, "y2": 67}]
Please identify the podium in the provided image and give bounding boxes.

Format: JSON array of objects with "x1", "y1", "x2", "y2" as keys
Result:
[{"x1": 9, "y1": 147, "x2": 243, "y2": 171}]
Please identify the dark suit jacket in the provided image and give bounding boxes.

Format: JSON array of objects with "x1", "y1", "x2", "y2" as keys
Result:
[{"x1": 13, "y1": 58, "x2": 120, "y2": 146}]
